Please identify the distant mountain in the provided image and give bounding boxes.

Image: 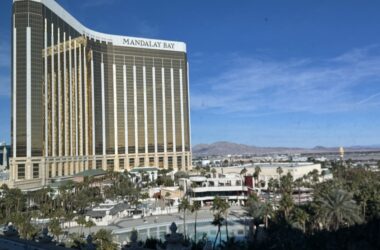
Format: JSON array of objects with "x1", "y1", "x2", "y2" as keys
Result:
[{"x1": 192, "y1": 141, "x2": 380, "y2": 156}]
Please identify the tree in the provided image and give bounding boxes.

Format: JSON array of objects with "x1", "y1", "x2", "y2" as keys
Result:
[
  {"x1": 295, "y1": 178, "x2": 304, "y2": 205},
  {"x1": 164, "y1": 192, "x2": 171, "y2": 207},
  {"x1": 309, "y1": 169, "x2": 320, "y2": 185},
  {"x1": 211, "y1": 196, "x2": 230, "y2": 248},
  {"x1": 290, "y1": 207, "x2": 309, "y2": 233},
  {"x1": 276, "y1": 167, "x2": 283, "y2": 179},
  {"x1": 9, "y1": 211, "x2": 38, "y2": 240},
  {"x1": 315, "y1": 188, "x2": 362, "y2": 231},
  {"x1": 220, "y1": 237, "x2": 243, "y2": 250},
  {"x1": 140, "y1": 193, "x2": 149, "y2": 200},
  {"x1": 253, "y1": 166, "x2": 261, "y2": 182},
  {"x1": 2, "y1": 188, "x2": 26, "y2": 220},
  {"x1": 76, "y1": 215, "x2": 87, "y2": 235},
  {"x1": 211, "y1": 168, "x2": 217, "y2": 178},
  {"x1": 191, "y1": 201, "x2": 201, "y2": 242},
  {"x1": 178, "y1": 198, "x2": 191, "y2": 239},
  {"x1": 49, "y1": 218, "x2": 63, "y2": 242},
  {"x1": 240, "y1": 168, "x2": 248, "y2": 178},
  {"x1": 244, "y1": 196, "x2": 273, "y2": 229},
  {"x1": 267, "y1": 178, "x2": 279, "y2": 204},
  {"x1": 211, "y1": 212, "x2": 224, "y2": 250},
  {"x1": 94, "y1": 229, "x2": 117, "y2": 250},
  {"x1": 85, "y1": 219, "x2": 96, "y2": 235}
]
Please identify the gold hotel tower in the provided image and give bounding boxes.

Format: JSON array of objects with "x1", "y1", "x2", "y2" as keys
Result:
[{"x1": 11, "y1": 0, "x2": 192, "y2": 189}]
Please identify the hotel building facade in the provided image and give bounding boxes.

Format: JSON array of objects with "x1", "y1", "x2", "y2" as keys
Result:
[{"x1": 11, "y1": 0, "x2": 192, "y2": 189}]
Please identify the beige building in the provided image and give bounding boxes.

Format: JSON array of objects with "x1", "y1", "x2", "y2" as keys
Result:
[{"x1": 213, "y1": 162, "x2": 324, "y2": 188}]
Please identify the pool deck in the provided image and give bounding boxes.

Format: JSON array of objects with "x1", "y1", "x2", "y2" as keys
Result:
[{"x1": 66, "y1": 206, "x2": 247, "y2": 235}]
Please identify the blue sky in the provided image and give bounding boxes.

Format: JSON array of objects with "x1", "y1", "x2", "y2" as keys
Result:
[{"x1": 1, "y1": 0, "x2": 380, "y2": 147}]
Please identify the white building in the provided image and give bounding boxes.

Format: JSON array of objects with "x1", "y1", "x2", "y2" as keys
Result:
[{"x1": 179, "y1": 174, "x2": 248, "y2": 206}]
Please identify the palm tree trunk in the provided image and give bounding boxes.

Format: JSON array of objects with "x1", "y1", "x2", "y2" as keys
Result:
[
  {"x1": 183, "y1": 210, "x2": 186, "y2": 239},
  {"x1": 219, "y1": 224, "x2": 222, "y2": 246},
  {"x1": 194, "y1": 211, "x2": 198, "y2": 243},
  {"x1": 213, "y1": 227, "x2": 220, "y2": 250},
  {"x1": 225, "y1": 214, "x2": 229, "y2": 241},
  {"x1": 298, "y1": 185, "x2": 301, "y2": 205}
]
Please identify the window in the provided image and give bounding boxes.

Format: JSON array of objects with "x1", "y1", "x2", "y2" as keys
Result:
[
  {"x1": 149, "y1": 157, "x2": 154, "y2": 166},
  {"x1": 177, "y1": 156, "x2": 182, "y2": 169},
  {"x1": 107, "y1": 159, "x2": 114, "y2": 170},
  {"x1": 139, "y1": 158, "x2": 144, "y2": 166},
  {"x1": 119, "y1": 158, "x2": 125, "y2": 169},
  {"x1": 18, "y1": 164, "x2": 25, "y2": 179},
  {"x1": 129, "y1": 158, "x2": 135, "y2": 166},
  {"x1": 33, "y1": 163, "x2": 39, "y2": 178},
  {"x1": 159, "y1": 157, "x2": 164, "y2": 168},
  {"x1": 96, "y1": 160, "x2": 102, "y2": 169},
  {"x1": 48, "y1": 164, "x2": 52, "y2": 178},
  {"x1": 168, "y1": 157, "x2": 173, "y2": 168}
]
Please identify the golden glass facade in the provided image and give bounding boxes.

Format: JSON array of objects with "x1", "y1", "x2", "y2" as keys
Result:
[{"x1": 11, "y1": 0, "x2": 192, "y2": 189}]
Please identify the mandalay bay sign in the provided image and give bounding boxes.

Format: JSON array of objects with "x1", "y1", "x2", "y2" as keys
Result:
[{"x1": 123, "y1": 38, "x2": 176, "y2": 50}]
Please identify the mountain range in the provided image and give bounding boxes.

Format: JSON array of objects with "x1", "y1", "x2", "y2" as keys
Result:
[{"x1": 192, "y1": 141, "x2": 380, "y2": 156}]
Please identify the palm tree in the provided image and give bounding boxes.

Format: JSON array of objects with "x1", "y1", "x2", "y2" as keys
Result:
[
  {"x1": 309, "y1": 169, "x2": 319, "y2": 185},
  {"x1": 211, "y1": 196, "x2": 230, "y2": 248},
  {"x1": 276, "y1": 166, "x2": 283, "y2": 179},
  {"x1": 354, "y1": 184, "x2": 371, "y2": 220},
  {"x1": 211, "y1": 212, "x2": 224, "y2": 250},
  {"x1": 294, "y1": 178, "x2": 303, "y2": 205},
  {"x1": 195, "y1": 165, "x2": 201, "y2": 174},
  {"x1": 279, "y1": 193, "x2": 294, "y2": 220},
  {"x1": 240, "y1": 168, "x2": 247, "y2": 178},
  {"x1": 85, "y1": 219, "x2": 96, "y2": 235},
  {"x1": 164, "y1": 192, "x2": 171, "y2": 207},
  {"x1": 48, "y1": 218, "x2": 63, "y2": 242},
  {"x1": 11, "y1": 212, "x2": 37, "y2": 240},
  {"x1": 211, "y1": 168, "x2": 217, "y2": 178},
  {"x1": 94, "y1": 229, "x2": 117, "y2": 250},
  {"x1": 290, "y1": 207, "x2": 309, "y2": 233},
  {"x1": 191, "y1": 201, "x2": 201, "y2": 242},
  {"x1": 315, "y1": 188, "x2": 362, "y2": 231},
  {"x1": 253, "y1": 166, "x2": 261, "y2": 182},
  {"x1": 76, "y1": 215, "x2": 87, "y2": 235},
  {"x1": 220, "y1": 237, "x2": 243, "y2": 250},
  {"x1": 244, "y1": 197, "x2": 273, "y2": 229},
  {"x1": 267, "y1": 178, "x2": 279, "y2": 204},
  {"x1": 178, "y1": 198, "x2": 191, "y2": 239}
]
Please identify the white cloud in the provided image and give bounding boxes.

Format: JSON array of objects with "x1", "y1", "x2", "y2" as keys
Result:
[{"x1": 192, "y1": 46, "x2": 380, "y2": 115}]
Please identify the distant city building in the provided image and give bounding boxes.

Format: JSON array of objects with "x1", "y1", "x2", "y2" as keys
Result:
[
  {"x1": 11, "y1": 0, "x2": 192, "y2": 189},
  {"x1": 212, "y1": 162, "x2": 327, "y2": 188},
  {"x1": 0, "y1": 143, "x2": 10, "y2": 168}
]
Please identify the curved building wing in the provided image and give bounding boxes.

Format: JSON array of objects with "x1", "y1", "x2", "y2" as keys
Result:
[{"x1": 11, "y1": 0, "x2": 192, "y2": 189}]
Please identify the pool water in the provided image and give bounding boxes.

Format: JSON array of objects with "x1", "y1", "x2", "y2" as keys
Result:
[{"x1": 113, "y1": 219, "x2": 250, "y2": 245}]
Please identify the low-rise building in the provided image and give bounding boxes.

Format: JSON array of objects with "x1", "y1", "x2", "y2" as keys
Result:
[
  {"x1": 213, "y1": 162, "x2": 327, "y2": 188},
  {"x1": 179, "y1": 174, "x2": 248, "y2": 206},
  {"x1": 129, "y1": 167, "x2": 159, "y2": 183}
]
